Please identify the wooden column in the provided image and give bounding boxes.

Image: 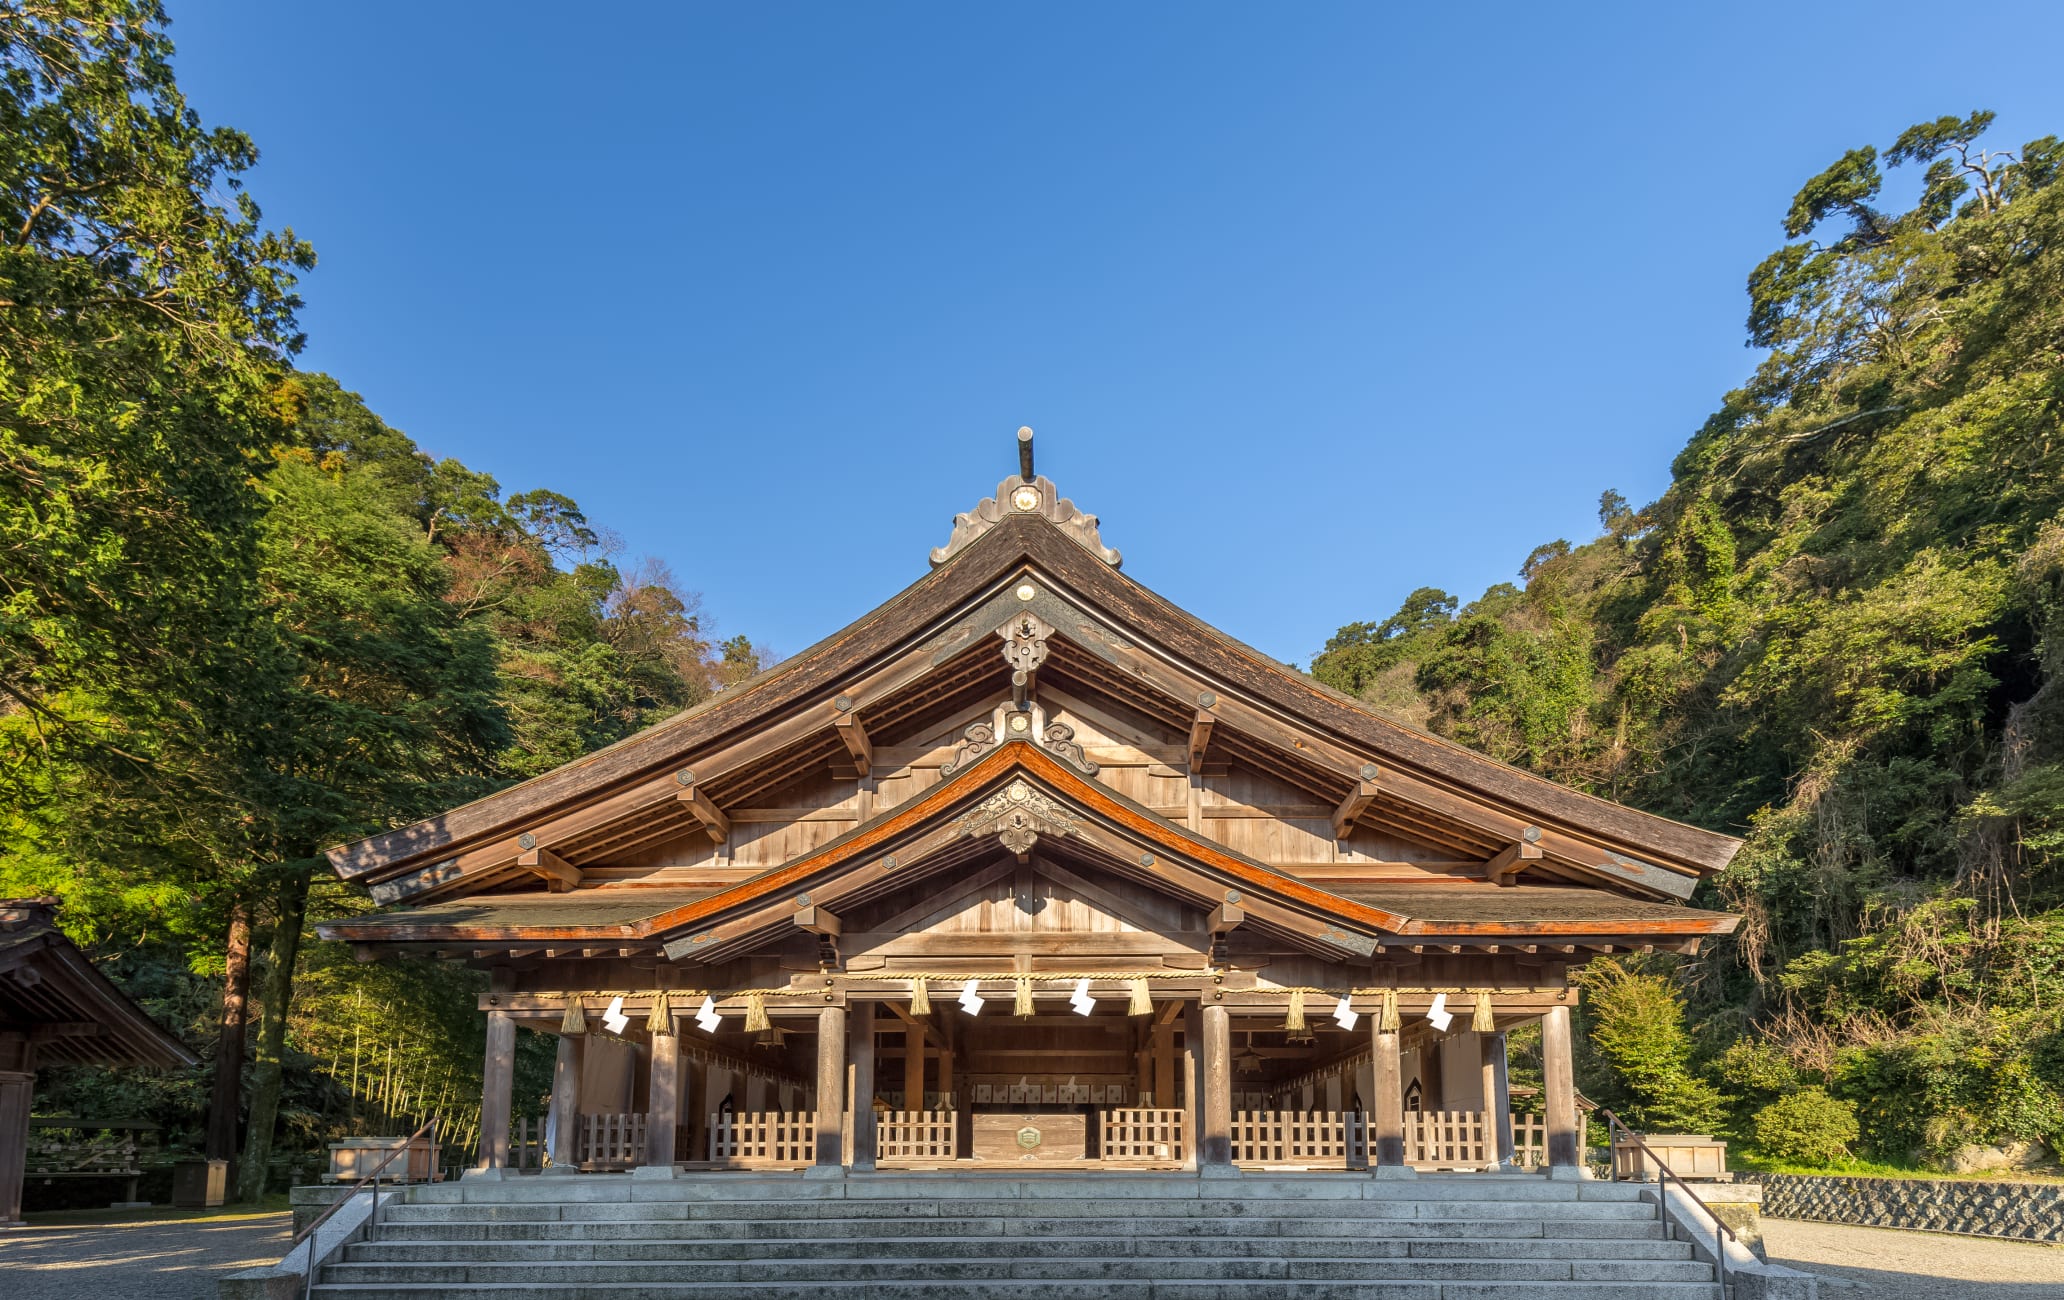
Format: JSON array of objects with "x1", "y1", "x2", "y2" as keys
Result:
[
  {"x1": 813, "y1": 1004, "x2": 847, "y2": 1172},
  {"x1": 1371, "y1": 1020, "x2": 1412, "y2": 1177},
  {"x1": 1484, "y1": 1029, "x2": 1514, "y2": 1167},
  {"x1": 643, "y1": 1025, "x2": 680, "y2": 1171},
  {"x1": 545, "y1": 1033, "x2": 583, "y2": 1173},
  {"x1": 1152, "y1": 1019, "x2": 1176, "y2": 1108},
  {"x1": 474, "y1": 1009, "x2": 516, "y2": 1176},
  {"x1": 904, "y1": 1021, "x2": 926, "y2": 1112},
  {"x1": 1199, "y1": 1002, "x2": 1234, "y2": 1172},
  {"x1": 0, "y1": 1033, "x2": 33, "y2": 1227},
  {"x1": 1135, "y1": 1022, "x2": 1152, "y2": 1101},
  {"x1": 1542, "y1": 1005, "x2": 1580, "y2": 1174},
  {"x1": 850, "y1": 1001, "x2": 877, "y2": 1171},
  {"x1": 1180, "y1": 1001, "x2": 1201, "y2": 1171}
]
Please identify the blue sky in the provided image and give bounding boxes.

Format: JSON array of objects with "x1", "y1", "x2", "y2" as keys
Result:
[{"x1": 171, "y1": 3, "x2": 2064, "y2": 667}]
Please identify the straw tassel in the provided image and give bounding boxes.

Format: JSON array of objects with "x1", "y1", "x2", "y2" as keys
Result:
[
  {"x1": 1284, "y1": 989, "x2": 1307, "y2": 1033},
  {"x1": 1014, "y1": 976, "x2": 1035, "y2": 1018},
  {"x1": 1379, "y1": 989, "x2": 1401, "y2": 1032},
  {"x1": 646, "y1": 990, "x2": 673, "y2": 1036},
  {"x1": 560, "y1": 996, "x2": 588, "y2": 1036},
  {"x1": 1472, "y1": 990, "x2": 1496, "y2": 1033},
  {"x1": 1127, "y1": 978, "x2": 1153, "y2": 1017},
  {"x1": 743, "y1": 992, "x2": 771, "y2": 1034},
  {"x1": 909, "y1": 977, "x2": 931, "y2": 1017}
]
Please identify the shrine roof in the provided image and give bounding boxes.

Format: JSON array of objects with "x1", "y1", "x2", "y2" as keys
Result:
[
  {"x1": 0, "y1": 899, "x2": 198, "y2": 1068},
  {"x1": 1326, "y1": 883, "x2": 1738, "y2": 936}
]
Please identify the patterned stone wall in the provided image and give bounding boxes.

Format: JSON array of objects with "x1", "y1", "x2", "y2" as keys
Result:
[{"x1": 1757, "y1": 1173, "x2": 2064, "y2": 1242}]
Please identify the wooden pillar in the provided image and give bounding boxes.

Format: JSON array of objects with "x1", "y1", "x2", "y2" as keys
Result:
[
  {"x1": 1180, "y1": 1001, "x2": 1201, "y2": 1171},
  {"x1": 474, "y1": 1009, "x2": 516, "y2": 1175},
  {"x1": 545, "y1": 1033, "x2": 583, "y2": 1173},
  {"x1": 1542, "y1": 1005, "x2": 1580, "y2": 1174},
  {"x1": 1135, "y1": 1022, "x2": 1152, "y2": 1102},
  {"x1": 1371, "y1": 1020, "x2": 1412, "y2": 1177},
  {"x1": 1483, "y1": 1029, "x2": 1513, "y2": 1166},
  {"x1": 0, "y1": 1033, "x2": 33, "y2": 1227},
  {"x1": 904, "y1": 1021, "x2": 926, "y2": 1112},
  {"x1": 1152, "y1": 1018, "x2": 1176, "y2": 1109},
  {"x1": 1199, "y1": 1002, "x2": 1233, "y2": 1171},
  {"x1": 850, "y1": 1001, "x2": 877, "y2": 1171},
  {"x1": 643, "y1": 1024, "x2": 680, "y2": 1170},
  {"x1": 813, "y1": 1004, "x2": 847, "y2": 1172}
]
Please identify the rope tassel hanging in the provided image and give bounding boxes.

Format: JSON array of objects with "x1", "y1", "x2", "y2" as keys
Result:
[
  {"x1": 1014, "y1": 976, "x2": 1035, "y2": 1018},
  {"x1": 1284, "y1": 989, "x2": 1307, "y2": 1033},
  {"x1": 909, "y1": 976, "x2": 931, "y2": 1017},
  {"x1": 1127, "y1": 978, "x2": 1153, "y2": 1017},
  {"x1": 560, "y1": 996, "x2": 588, "y2": 1036},
  {"x1": 743, "y1": 992, "x2": 771, "y2": 1034},
  {"x1": 1472, "y1": 990, "x2": 1496, "y2": 1033},
  {"x1": 646, "y1": 990, "x2": 673, "y2": 1036},
  {"x1": 1379, "y1": 989, "x2": 1401, "y2": 1033}
]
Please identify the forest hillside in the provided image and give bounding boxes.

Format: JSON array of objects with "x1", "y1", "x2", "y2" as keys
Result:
[{"x1": 1314, "y1": 113, "x2": 2064, "y2": 1170}]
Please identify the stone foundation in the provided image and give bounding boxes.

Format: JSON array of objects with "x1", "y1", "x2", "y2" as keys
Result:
[{"x1": 1757, "y1": 1173, "x2": 2064, "y2": 1242}]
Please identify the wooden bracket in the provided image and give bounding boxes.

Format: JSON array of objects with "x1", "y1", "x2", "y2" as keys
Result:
[
  {"x1": 834, "y1": 713, "x2": 872, "y2": 779},
  {"x1": 517, "y1": 846, "x2": 582, "y2": 893},
  {"x1": 1209, "y1": 902, "x2": 1246, "y2": 936},
  {"x1": 793, "y1": 904, "x2": 842, "y2": 938},
  {"x1": 1187, "y1": 709, "x2": 1216, "y2": 771},
  {"x1": 1486, "y1": 838, "x2": 1544, "y2": 887},
  {"x1": 1331, "y1": 775, "x2": 1380, "y2": 839},
  {"x1": 675, "y1": 781, "x2": 731, "y2": 844}
]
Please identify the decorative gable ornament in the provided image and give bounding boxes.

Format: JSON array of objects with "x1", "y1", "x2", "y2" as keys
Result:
[
  {"x1": 929, "y1": 429, "x2": 1121, "y2": 568},
  {"x1": 954, "y1": 779, "x2": 1082, "y2": 855}
]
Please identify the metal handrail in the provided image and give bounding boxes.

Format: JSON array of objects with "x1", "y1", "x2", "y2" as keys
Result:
[
  {"x1": 1577, "y1": 1095, "x2": 1736, "y2": 1297},
  {"x1": 291, "y1": 1115, "x2": 440, "y2": 1300}
]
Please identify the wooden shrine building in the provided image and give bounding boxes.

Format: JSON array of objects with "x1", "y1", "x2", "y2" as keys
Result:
[{"x1": 320, "y1": 432, "x2": 1740, "y2": 1180}]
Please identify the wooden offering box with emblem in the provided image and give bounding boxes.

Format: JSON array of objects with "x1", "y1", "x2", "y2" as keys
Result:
[{"x1": 972, "y1": 1112, "x2": 1089, "y2": 1163}]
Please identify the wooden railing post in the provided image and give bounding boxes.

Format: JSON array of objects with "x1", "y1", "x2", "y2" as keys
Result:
[
  {"x1": 812, "y1": 1004, "x2": 847, "y2": 1175},
  {"x1": 1542, "y1": 1004, "x2": 1581, "y2": 1177},
  {"x1": 468, "y1": 1009, "x2": 515, "y2": 1179},
  {"x1": 850, "y1": 1001, "x2": 877, "y2": 1172},
  {"x1": 1199, "y1": 1003, "x2": 1234, "y2": 1173},
  {"x1": 1371, "y1": 1021, "x2": 1413, "y2": 1179}
]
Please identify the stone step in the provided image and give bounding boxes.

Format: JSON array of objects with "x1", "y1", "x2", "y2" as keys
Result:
[
  {"x1": 362, "y1": 1215, "x2": 1668, "y2": 1243},
  {"x1": 319, "y1": 1257, "x2": 1720, "y2": 1286},
  {"x1": 344, "y1": 1234, "x2": 1694, "y2": 1264},
  {"x1": 404, "y1": 1177, "x2": 1650, "y2": 1207},
  {"x1": 310, "y1": 1281, "x2": 1721, "y2": 1300},
  {"x1": 376, "y1": 1198, "x2": 1659, "y2": 1224}
]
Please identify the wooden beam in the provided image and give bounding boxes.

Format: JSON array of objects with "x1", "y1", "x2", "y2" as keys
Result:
[
  {"x1": 834, "y1": 714, "x2": 873, "y2": 779},
  {"x1": 517, "y1": 846, "x2": 581, "y2": 893},
  {"x1": 1332, "y1": 775, "x2": 1379, "y2": 840},
  {"x1": 1209, "y1": 902, "x2": 1246, "y2": 936},
  {"x1": 675, "y1": 781, "x2": 730, "y2": 844},
  {"x1": 1486, "y1": 838, "x2": 1544, "y2": 887},
  {"x1": 1187, "y1": 709, "x2": 1216, "y2": 771},
  {"x1": 793, "y1": 904, "x2": 841, "y2": 938}
]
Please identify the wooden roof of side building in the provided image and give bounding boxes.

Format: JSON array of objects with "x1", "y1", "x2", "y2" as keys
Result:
[{"x1": 0, "y1": 900, "x2": 198, "y2": 1069}]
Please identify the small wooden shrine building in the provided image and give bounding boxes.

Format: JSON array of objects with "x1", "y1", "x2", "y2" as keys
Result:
[
  {"x1": 320, "y1": 433, "x2": 1739, "y2": 1180},
  {"x1": 2, "y1": 898, "x2": 197, "y2": 1224}
]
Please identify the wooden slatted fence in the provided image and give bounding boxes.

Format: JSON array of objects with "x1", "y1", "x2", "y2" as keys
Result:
[
  {"x1": 1404, "y1": 1109, "x2": 1494, "y2": 1170},
  {"x1": 578, "y1": 1113, "x2": 646, "y2": 1170},
  {"x1": 1231, "y1": 1109, "x2": 1364, "y2": 1167},
  {"x1": 708, "y1": 1111, "x2": 814, "y2": 1167},
  {"x1": 876, "y1": 1110, "x2": 956, "y2": 1164},
  {"x1": 1100, "y1": 1108, "x2": 1187, "y2": 1162}
]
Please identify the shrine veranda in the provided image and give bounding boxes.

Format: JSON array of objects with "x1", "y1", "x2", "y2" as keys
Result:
[{"x1": 320, "y1": 435, "x2": 1742, "y2": 1180}]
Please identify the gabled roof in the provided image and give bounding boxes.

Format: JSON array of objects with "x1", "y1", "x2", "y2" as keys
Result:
[
  {"x1": 324, "y1": 480, "x2": 1741, "y2": 907},
  {"x1": 0, "y1": 900, "x2": 198, "y2": 1068},
  {"x1": 320, "y1": 741, "x2": 1738, "y2": 956}
]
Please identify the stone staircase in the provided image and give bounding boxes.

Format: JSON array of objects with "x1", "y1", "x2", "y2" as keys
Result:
[{"x1": 310, "y1": 1171, "x2": 1722, "y2": 1299}]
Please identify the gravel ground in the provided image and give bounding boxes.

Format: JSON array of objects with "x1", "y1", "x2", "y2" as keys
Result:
[
  {"x1": 1765, "y1": 1217, "x2": 2064, "y2": 1298},
  {"x1": 4, "y1": 1210, "x2": 291, "y2": 1300}
]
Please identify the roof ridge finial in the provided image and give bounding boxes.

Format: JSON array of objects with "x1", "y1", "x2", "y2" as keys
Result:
[
  {"x1": 1017, "y1": 426, "x2": 1035, "y2": 483},
  {"x1": 929, "y1": 426, "x2": 1122, "y2": 569}
]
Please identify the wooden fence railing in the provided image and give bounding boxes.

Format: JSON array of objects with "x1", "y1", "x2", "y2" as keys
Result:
[
  {"x1": 876, "y1": 1111, "x2": 956, "y2": 1164},
  {"x1": 1100, "y1": 1108, "x2": 1187, "y2": 1162},
  {"x1": 1231, "y1": 1109, "x2": 1365, "y2": 1166},
  {"x1": 1510, "y1": 1113, "x2": 1545, "y2": 1168},
  {"x1": 1403, "y1": 1109, "x2": 1495, "y2": 1169},
  {"x1": 708, "y1": 1111, "x2": 814, "y2": 1167},
  {"x1": 577, "y1": 1113, "x2": 646, "y2": 1170}
]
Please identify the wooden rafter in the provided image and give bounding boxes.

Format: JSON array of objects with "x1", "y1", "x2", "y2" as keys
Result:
[
  {"x1": 516, "y1": 846, "x2": 581, "y2": 893},
  {"x1": 1331, "y1": 773, "x2": 1380, "y2": 840},
  {"x1": 833, "y1": 712, "x2": 873, "y2": 778},
  {"x1": 1486, "y1": 838, "x2": 1544, "y2": 887}
]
